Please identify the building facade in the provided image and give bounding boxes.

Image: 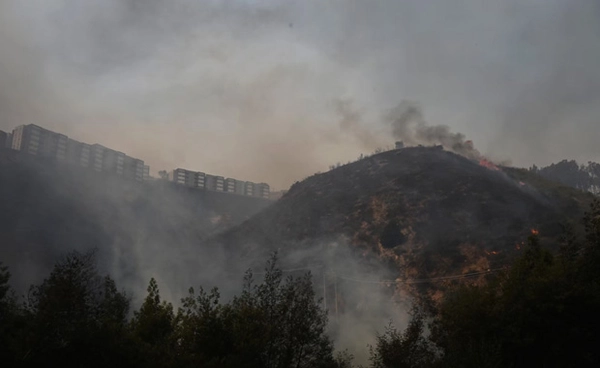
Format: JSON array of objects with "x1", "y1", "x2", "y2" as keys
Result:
[
  {"x1": 206, "y1": 174, "x2": 224, "y2": 191},
  {"x1": 11, "y1": 124, "x2": 68, "y2": 161},
  {"x1": 143, "y1": 165, "x2": 150, "y2": 181},
  {"x1": 66, "y1": 139, "x2": 91, "y2": 168},
  {"x1": 169, "y1": 167, "x2": 269, "y2": 198},
  {"x1": 244, "y1": 181, "x2": 255, "y2": 196},
  {"x1": 255, "y1": 183, "x2": 271, "y2": 199},
  {"x1": 6, "y1": 124, "x2": 149, "y2": 182},
  {"x1": 224, "y1": 178, "x2": 237, "y2": 193},
  {"x1": 123, "y1": 156, "x2": 144, "y2": 182}
]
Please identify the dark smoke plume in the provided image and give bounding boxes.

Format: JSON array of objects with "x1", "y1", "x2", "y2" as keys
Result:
[{"x1": 387, "y1": 101, "x2": 482, "y2": 160}]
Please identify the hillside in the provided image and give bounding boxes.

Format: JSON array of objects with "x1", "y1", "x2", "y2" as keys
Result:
[
  {"x1": 216, "y1": 147, "x2": 595, "y2": 297},
  {"x1": 0, "y1": 148, "x2": 272, "y2": 293}
]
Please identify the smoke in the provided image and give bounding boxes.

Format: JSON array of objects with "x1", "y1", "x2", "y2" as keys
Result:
[
  {"x1": 2, "y1": 0, "x2": 598, "y2": 190},
  {"x1": 335, "y1": 99, "x2": 387, "y2": 151},
  {"x1": 387, "y1": 101, "x2": 483, "y2": 161},
  {"x1": 254, "y1": 239, "x2": 410, "y2": 365}
]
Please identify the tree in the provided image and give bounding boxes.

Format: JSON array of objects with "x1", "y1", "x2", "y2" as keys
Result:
[
  {"x1": 369, "y1": 307, "x2": 436, "y2": 368},
  {"x1": 429, "y1": 219, "x2": 600, "y2": 367},
  {"x1": 23, "y1": 250, "x2": 132, "y2": 367},
  {"x1": 131, "y1": 278, "x2": 176, "y2": 367},
  {"x1": 0, "y1": 262, "x2": 20, "y2": 364},
  {"x1": 175, "y1": 253, "x2": 337, "y2": 368}
]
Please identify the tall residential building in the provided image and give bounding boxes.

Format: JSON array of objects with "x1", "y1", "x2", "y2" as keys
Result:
[
  {"x1": 143, "y1": 165, "x2": 150, "y2": 181},
  {"x1": 90, "y1": 144, "x2": 106, "y2": 172},
  {"x1": 224, "y1": 178, "x2": 236, "y2": 193},
  {"x1": 103, "y1": 148, "x2": 126, "y2": 175},
  {"x1": 255, "y1": 183, "x2": 271, "y2": 199},
  {"x1": 123, "y1": 156, "x2": 144, "y2": 182},
  {"x1": 196, "y1": 172, "x2": 206, "y2": 189},
  {"x1": 244, "y1": 181, "x2": 255, "y2": 196},
  {"x1": 11, "y1": 124, "x2": 67, "y2": 161},
  {"x1": 169, "y1": 167, "x2": 270, "y2": 198},
  {"x1": 6, "y1": 124, "x2": 149, "y2": 181},
  {"x1": 170, "y1": 168, "x2": 197, "y2": 187},
  {"x1": 234, "y1": 180, "x2": 245, "y2": 195},
  {"x1": 66, "y1": 139, "x2": 91, "y2": 168},
  {"x1": 206, "y1": 174, "x2": 224, "y2": 191}
]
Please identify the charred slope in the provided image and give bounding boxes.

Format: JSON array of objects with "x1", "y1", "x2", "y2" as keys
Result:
[
  {"x1": 217, "y1": 147, "x2": 594, "y2": 282},
  {"x1": 0, "y1": 148, "x2": 271, "y2": 291}
]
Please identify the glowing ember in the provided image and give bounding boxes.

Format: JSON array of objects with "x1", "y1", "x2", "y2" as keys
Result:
[
  {"x1": 479, "y1": 159, "x2": 500, "y2": 171},
  {"x1": 531, "y1": 229, "x2": 539, "y2": 235}
]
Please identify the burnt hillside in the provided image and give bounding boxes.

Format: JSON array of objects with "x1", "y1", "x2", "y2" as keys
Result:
[
  {"x1": 216, "y1": 147, "x2": 594, "y2": 291},
  {"x1": 0, "y1": 148, "x2": 272, "y2": 292}
]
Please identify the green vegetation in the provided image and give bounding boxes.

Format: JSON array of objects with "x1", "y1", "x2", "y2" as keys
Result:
[
  {"x1": 530, "y1": 159, "x2": 600, "y2": 195},
  {"x1": 2, "y1": 200, "x2": 599, "y2": 367},
  {"x1": 369, "y1": 199, "x2": 600, "y2": 367},
  {"x1": 0, "y1": 252, "x2": 344, "y2": 368}
]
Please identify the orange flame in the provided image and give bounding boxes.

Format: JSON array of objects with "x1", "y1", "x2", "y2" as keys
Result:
[
  {"x1": 479, "y1": 159, "x2": 500, "y2": 171},
  {"x1": 531, "y1": 228, "x2": 539, "y2": 235}
]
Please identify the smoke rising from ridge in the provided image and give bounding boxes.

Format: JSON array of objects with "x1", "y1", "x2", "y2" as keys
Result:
[
  {"x1": 387, "y1": 101, "x2": 483, "y2": 161},
  {"x1": 2, "y1": 0, "x2": 599, "y2": 189}
]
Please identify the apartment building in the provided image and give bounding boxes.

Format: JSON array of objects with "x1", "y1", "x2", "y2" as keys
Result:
[
  {"x1": 168, "y1": 166, "x2": 271, "y2": 198},
  {"x1": 224, "y1": 178, "x2": 236, "y2": 193},
  {"x1": 66, "y1": 139, "x2": 91, "y2": 168},
  {"x1": 244, "y1": 181, "x2": 255, "y2": 196},
  {"x1": 11, "y1": 124, "x2": 68, "y2": 161},
  {"x1": 143, "y1": 165, "x2": 150, "y2": 181},
  {"x1": 103, "y1": 147, "x2": 126, "y2": 175},
  {"x1": 170, "y1": 168, "x2": 203, "y2": 188},
  {"x1": 89, "y1": 144, "x2": 106, "y2": 172},
  {"x1": 124, "y1": 156, "x2": 144, "y2": 182},
  {"x1": 196, "y1": 172, "x2": 206, "y2": 189},
  {"x1": 255, "y1": 183, "x2": 271, "y2": 199},
  {"x1": 6, "y1": 124, "x2": 149, "y2": 182},
  {"x1": 206, "y1": 174, "x2": 224, "y2": 192},
  {"x1": 234, "y1": 180, "x2": 245, "y2": 195}
]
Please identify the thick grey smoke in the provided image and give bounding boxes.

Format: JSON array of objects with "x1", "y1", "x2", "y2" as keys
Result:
[
  {"x1": 388, "y1": 101, "x2": 483, "y2": 161},
  {"x1": 2, "y1": 0, "x2": 599, "y2": 190},
  {"x1": 7, "y1": 1, "x2": 598, "y2": 362}
]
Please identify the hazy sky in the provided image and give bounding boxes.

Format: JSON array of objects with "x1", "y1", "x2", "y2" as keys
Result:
[{"x1": 1, "y1": 0, "x2": 599, "y2": 189}]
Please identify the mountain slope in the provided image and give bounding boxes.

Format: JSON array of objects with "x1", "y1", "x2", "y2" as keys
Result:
[
  {"x1": 0, "y1": 148, "x2": 272, "y2": 292},
  {"x1": 216, "y1": 147, "x2": 594, "y2": 288}
]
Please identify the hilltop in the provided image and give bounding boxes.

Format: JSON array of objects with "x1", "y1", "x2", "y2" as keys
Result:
[{"x1": 216, "y1": 147, "x2": 594, "y2": 296}]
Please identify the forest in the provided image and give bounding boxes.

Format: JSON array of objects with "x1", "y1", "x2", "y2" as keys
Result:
[
  {"x1": 1, "y1": 199, "x2": 599, "y2": 368},
  {"x1": 532, "y1": 160, "x2": 600, "y2": 195}
]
